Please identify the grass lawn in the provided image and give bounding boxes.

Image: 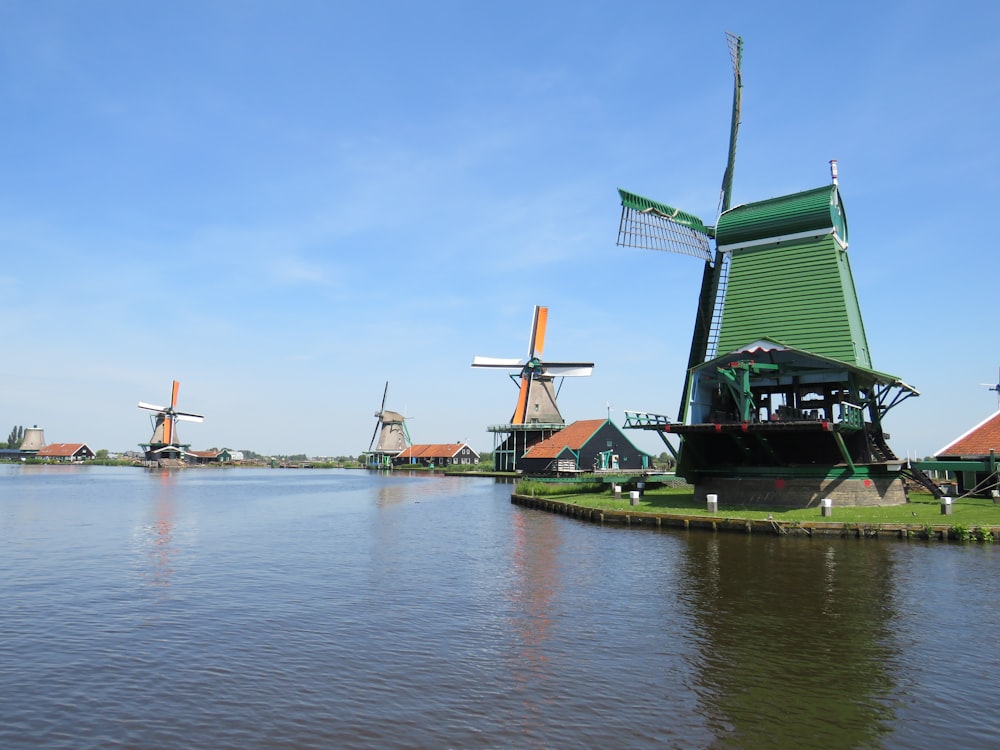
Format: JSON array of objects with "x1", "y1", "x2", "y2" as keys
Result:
[{"x1": 515, "y1": 481, "x2": 1000, "y2": 529}]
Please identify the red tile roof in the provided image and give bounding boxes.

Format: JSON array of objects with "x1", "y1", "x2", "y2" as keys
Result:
[
  {"x1": 397, "y1": 443, "x2": 470, "y2": 459},
  {"x1": 522, "y1": 419, "x2": 606, "y2": 459},
  {"x1": 936, "y1": 411, "x2": 1000, "y2": 457},
  {"x1": 37, "y1": 443, "x2": 89, "y2": 458}
]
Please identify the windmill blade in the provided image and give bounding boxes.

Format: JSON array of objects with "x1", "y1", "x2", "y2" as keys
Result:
[
  {"x1": 541, "y1": 362, "x2": 595, "y2": 377},
  {"x1": 720, "y1": 31, "x2": 743, "y2": 214},
  {"x1": 175, "y1": 413, "x2": 204, "y2": 423},
  {"x1": 511, "y1": 376, "x2": 531, "y2": 425},
  {"x1": 369, "y1": 382, "x2": 390, "y2": 452},
  {"x1": 528, "y1": 305, "x2": 548, "y2": 359},
  {"x1": 170, "y1": 380, "x2": 180, "y2": 409},
  {"x1": 138, "y1": 401, "x2": 166, "y2": 412},
  {"x1": 616, "y1": 189, "x2": 714, "y2": 261},
  {"x1": 472, "y1": 356, "x2": 524, "y2": 368}
]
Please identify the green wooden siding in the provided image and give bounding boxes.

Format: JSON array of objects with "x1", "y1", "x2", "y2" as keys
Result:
[
  {"x1": 717, "y1": 234, "x2": 872, "y2": 367},
  {"x1": 716, "y1": 185, "x2": 847, "y2": 247}
]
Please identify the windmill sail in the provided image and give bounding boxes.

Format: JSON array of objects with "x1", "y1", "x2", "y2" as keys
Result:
[
  {"x1": 615, "y1": 32, "x2": 742, "y2": 422},
  {"x1": 472, "y1": 305, "x2": 593, "y2": 425},
  {"x1": 138, "y1": 380, "x2": 204, "y2": 465},
  {"x1": 138, "y1": 380, "x2": 204, "y2": 447},
  {"x1": 616, "y1": 190, "x2": 714, "y2": 260},
  {"x1": 982, "y1": 367, "x2": 1000, "y2": 409}
]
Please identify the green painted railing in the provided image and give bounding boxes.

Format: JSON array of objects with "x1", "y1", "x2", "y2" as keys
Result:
[{"x1": 839, "y1": 402, "x2": 864, "y2": 430}]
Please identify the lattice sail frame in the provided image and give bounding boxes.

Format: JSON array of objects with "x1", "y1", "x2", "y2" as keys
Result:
[{"x1": 616, "y1": 189, "x2": 713, "y2": 261}]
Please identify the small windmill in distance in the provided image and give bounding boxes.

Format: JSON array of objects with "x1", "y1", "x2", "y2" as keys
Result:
[
  {"x1": 138, "y1": 380, "x2": 204, "y2": 466},
  {"x1": 362, "y1": 381, "x2": 411, "y2": 469},
  {"x1": 472, "y1": 305, "x2": 594, "y2": 472},
  {"x1": 981, "y1": 367, "x2": 1000, "y2": 410}
]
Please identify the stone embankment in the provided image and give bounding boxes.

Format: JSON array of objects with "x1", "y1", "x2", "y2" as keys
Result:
[{"x1": 510, "y1": 494, "x2": 999, "y2": 541}]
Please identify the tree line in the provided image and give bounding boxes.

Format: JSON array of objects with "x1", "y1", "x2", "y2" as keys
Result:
[{"x1": 6, "y1": 425, "x2": 24, "y2": 449}]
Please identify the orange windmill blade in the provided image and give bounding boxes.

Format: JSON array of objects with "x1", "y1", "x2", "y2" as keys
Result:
[
  {"x1": 472, "y1": 305, "x2": 594, "y2": 426},
  {"x1": 138, "y1": 380, "x2": 205, "y2": 448}
]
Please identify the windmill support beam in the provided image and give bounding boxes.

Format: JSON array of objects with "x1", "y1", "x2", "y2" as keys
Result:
[{"x1": 832, "y1": 433, "x2": 856, "y2": 472}]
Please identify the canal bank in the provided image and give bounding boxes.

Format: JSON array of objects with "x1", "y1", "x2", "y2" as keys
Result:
[{"x1": 510, "y1": 493, "x2": 1000, "y2": 542}]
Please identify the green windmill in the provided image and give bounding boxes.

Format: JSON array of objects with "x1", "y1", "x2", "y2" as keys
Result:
[{"x1": 617, "y1": 34, "x2": 937, "y2": 506}]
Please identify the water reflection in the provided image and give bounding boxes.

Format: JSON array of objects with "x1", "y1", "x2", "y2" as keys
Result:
[
  {"x1": 376, "y1": 479, "x2": 411, "y2": 508},
  {"x1": 506, "y1": 508, "x2": 563, "y2": 740},
  {"x1": 373, "y1": 472, "x2": 462, "y2": 507},
  {"x1": 135, "y1": 470, "x2": 179, "y2": 607},
  {"x1": 680, "y1": 535, "x2": 897, "y2": 748}
]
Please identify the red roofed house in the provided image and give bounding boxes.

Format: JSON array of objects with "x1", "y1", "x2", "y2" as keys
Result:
[
  {"x1": 395, "y1": 443, "x2": 480, "y2": 468},
  {"x1": 935, "y1": 411, "x2": 1000, "y2": 496},
  {"x1": 519, "y1": 418, "x2": 653, "y2": 475},
  {"x1": 37, "y1": 443, "x2": 95, "y2": 462}
]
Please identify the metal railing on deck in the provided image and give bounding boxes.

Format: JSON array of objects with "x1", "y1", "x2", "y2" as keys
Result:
[{"x1": 623, "y1": 411, "x2": 672, "y2": 429}]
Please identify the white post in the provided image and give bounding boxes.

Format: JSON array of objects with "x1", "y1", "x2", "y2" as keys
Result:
[
  {"x1": 820, "y1": 498, "x2": 833, "y2": 517},
  {"x1": 941, "y1": 496, "x2": 953, "y2": 516},
  {"x1": 614, "y1": 484, "x2": 622, "y2": 498},
  {"x1": 629, "y1": 490, "x2": 640, "y2": 506},
  {"x1": 706, "y1": 493, "x2": 718, "y2": 513}
]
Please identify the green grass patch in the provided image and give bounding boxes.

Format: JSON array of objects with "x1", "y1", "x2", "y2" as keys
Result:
[
  {"x1": 516, "y1": 479, "x2": 606, "y2": 497},
  {"x1": 518, "y1": 484, "x2": 1000, "y2": 528}
]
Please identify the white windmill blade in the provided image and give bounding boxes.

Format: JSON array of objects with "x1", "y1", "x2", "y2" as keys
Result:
[
  {"x1": 175, "y1": 412, "x2": 205, "y2": 423},
  {"x1": 541, "y1": 362, "x2": 595, "y2": 377},
  {"x1": 138, "y1": 401, "x2": 167, "y2": 412},
  {"x1": 471, "y1": 356, "x2": 524, "y2": 368}
]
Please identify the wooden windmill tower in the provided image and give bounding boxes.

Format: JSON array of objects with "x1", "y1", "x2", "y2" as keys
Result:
[
  {"x1": 138, "y1": 380, "x2": 204, "y2": 466},
  {"x1": 472, "y1": 305, "x2": 594, "y2": 471},
  {"x1": 361, "y1": 382, "x2": 411, "y2": 469},
  {"x1": 617, "y1": 34, "x2": 935, "y2": 506}
]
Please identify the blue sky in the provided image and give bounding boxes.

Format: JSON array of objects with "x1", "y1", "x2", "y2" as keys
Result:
[{"x1": 1, "y1": 0, "x2": 998, "y2": 458}]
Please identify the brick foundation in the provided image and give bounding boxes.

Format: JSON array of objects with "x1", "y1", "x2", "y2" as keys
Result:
[{"x1": 695, "y1": 474, "x2": 907, "y2": 508}]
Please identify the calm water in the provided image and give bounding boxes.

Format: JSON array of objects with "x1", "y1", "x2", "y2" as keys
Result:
[{"x1": 1, "y1": 465, "x2": 998, "y2": 749}]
